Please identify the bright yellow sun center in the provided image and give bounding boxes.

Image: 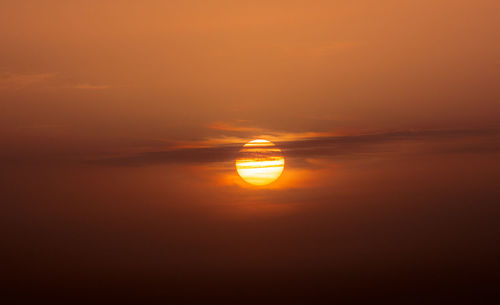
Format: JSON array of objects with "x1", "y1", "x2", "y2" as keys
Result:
[{"x1": 235, "y1": 139, "x2": 285, "y2": 186}]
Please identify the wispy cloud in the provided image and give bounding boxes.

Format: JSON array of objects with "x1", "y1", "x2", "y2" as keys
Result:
[
  {"x1": 0, "y1": 72, "x2": 55, "y2": 89},
  {"x1": 71, "y1": 83, "x2": 111, "y2": 90},
  {"x1": 208, "y1": 121, "x2": 263, "y2": 133},
  {"x1": 0, "y1": 72, "x2": 110, "y2": 90},
  {"x1": 93, "y1": 128, "x2": 500, "y2": 167},
  {"x1": 207, "y1": 120, "x2": 339, "y2": 141}
]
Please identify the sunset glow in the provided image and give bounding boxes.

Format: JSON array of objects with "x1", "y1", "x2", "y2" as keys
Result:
[
  {"x1": 2, "y1": 1, "x2": 499, "y2": 303},
  {"x1": 236, "y1": 139, "x2": 285, "y2": 186}
]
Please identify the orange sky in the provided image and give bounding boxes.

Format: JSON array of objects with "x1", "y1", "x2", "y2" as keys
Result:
[
  {"x1": 2, "y1": 1, "x2": 500, "y2": 304},
  {"x1": 1, "y1": 0, "x2": 500, "y2": 154}
]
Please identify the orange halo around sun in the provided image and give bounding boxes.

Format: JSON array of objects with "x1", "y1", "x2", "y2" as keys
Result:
[{"x1": 235, "y1": 139, "x2": 285, "y2": 186}]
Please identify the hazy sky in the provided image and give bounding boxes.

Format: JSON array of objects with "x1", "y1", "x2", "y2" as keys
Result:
[
  {"x1": 2, "y1": 1, "x2": 500, "y2": 304},
  {"x1": 2, "y1": 1, "x2": 499, "y2": 149}
]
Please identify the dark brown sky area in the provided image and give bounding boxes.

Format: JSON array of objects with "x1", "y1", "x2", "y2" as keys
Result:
[{"x1": 1, "y1": 1, "x2": 500, "y2": 304}]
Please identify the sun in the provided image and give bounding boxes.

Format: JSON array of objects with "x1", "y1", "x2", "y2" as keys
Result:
[{"x1": 235, "y1": 139, "x2": 285, "y2": 186}]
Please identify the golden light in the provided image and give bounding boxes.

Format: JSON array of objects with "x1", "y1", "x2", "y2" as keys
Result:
[{"x1": 235, "y1": 139, "x2": 285, "y2": 186}]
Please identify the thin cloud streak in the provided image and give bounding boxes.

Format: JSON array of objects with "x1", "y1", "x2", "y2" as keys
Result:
[
  {"x1": 71, "y1": 83, "x2": 111, "y2": 90},
  {"x1": 0, "y1": 72, "x2": 55, "y2": 89},
  {"x1": 94, "y1": 128, "x2": 500, "y2": 166}
]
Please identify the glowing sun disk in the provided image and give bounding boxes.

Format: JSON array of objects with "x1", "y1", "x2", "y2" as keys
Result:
[{"x1": 235, "y1": 139, "x2": 285, "y2": 186}]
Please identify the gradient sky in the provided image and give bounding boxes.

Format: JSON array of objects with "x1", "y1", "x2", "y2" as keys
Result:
[{"x1": 2, "y1": 1, "x2": 500, "y2": 304}]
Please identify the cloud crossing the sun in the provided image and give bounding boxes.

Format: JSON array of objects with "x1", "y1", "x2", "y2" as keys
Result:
[{"x1": 93, "y1": 128, "x2": 500, "y2": 167}]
